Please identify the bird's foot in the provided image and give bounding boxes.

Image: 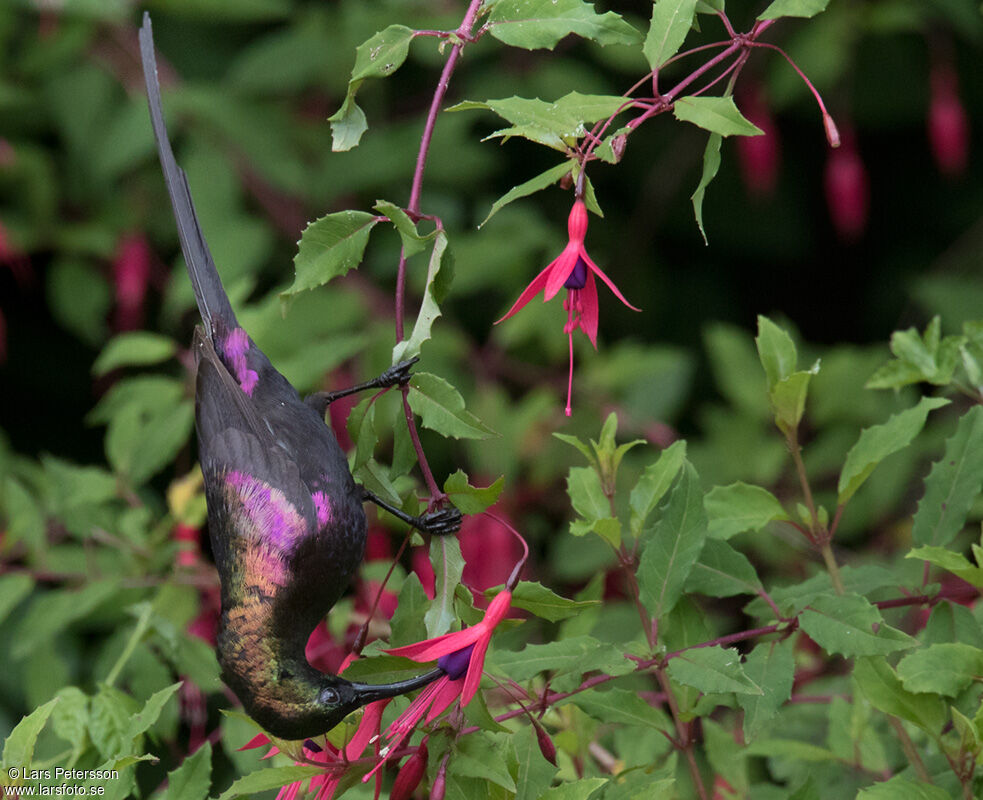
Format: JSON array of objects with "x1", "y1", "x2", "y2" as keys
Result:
[
  {"x1": 375, "y1": 356, "x2": 419, "y2": 389},
  {"x1": 416, "y1": 507, "x2": 462, "y2": 537},
  {"x1": 305, "y1": 357, "x2": 420, "y2": 414},
  {"x1": 362, "y1": 489, "x2": 462, "y2": 536}
]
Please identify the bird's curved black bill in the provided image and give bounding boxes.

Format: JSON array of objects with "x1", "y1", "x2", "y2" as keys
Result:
[{"x1": 350, "y1": 668, "x2": 444, "y2": 704}]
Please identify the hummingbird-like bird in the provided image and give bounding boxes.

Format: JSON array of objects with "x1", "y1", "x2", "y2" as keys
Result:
[{"x1": 139, "y1": 13, "x2": 458, "y2": 740}]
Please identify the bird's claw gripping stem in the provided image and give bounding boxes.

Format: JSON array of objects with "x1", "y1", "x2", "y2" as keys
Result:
[
  {"x1": 305, "y1": 356, "x2": 419, "y2": 413},
  {"x1": 362, "y1": 490, "x2": 462, "y2": 536}
]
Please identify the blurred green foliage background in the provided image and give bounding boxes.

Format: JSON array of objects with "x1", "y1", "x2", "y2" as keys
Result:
[{"x1": 0, "y1": 0, "x2": 981, "y2": 796}]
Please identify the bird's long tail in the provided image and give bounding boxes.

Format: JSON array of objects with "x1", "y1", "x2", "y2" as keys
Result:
[{"x1": 139, "y1": 13, "x2": 237, "y2": 341}]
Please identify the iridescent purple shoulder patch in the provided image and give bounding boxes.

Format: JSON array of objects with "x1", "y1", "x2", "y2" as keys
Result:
[
  {"x1": 223, "y1": 328, "x2": 259, "y2": 396},
  {"x1": 225, "y1": 470, "x2": 308, "y2": 553}
]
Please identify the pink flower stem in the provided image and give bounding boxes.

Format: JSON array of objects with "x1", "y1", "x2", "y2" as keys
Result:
[
  {"x1": 565, "y1": 329, "x2": 575, "y2": 416},
  {"x1": 394, "y1": 0, "x2": 485, "y2": 504},
  {"x1": 482, "y1": 511, "x2": 529, "y2": 590}
]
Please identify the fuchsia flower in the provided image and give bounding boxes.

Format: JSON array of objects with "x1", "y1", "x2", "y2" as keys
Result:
[
  {"x1": 241, "y1": 697, "x2": 390, "y2": 800},
  {"x1": 364, "y1": 589, "x2": 513, "y2": 780},
  {"x1": 496, "y1": 199, "x2": 639, "y2": 416}
]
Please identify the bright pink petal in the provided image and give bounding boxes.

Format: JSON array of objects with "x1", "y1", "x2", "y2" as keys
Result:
[
  {"x1": 494, "y1": 260, "x2": 555, "y2": 324},
  {"x1": 459, "y1": 635, "x2": 492, "y2": 706},
  {"x1": 384, "y1": 625, "x2": 484, "y2": 663},
  {"x1": 345, "y1": 700, "x2": 388, "y2": 759},
  {"x1": 423, "y1": 677, "x2": 466, "y2": 725},
  {"x1": 314, "y1": 776, "x2": 341, "y2": 800},
  {"x1": 543, "y1": 245, "x2": 581, "y2": 302},
  {"x1": 578, "y1": 274, "x2": 599, "y2": 349},
  {"x1": 484, "y1": 589, "x2": 512, "y2": 625},
  {"x1": 276, "y1": 782, "x2": 301, "y2": 800},
  {"x1": 581, "y1": 252, "x2": 640, "y2": 311},
  {"x1": 239, "y1": 733, "x2": 271, "y2": 751}
]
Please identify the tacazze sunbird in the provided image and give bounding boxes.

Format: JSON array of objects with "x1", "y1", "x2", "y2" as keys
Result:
[{"x1": 139, "y1": 14, "x2": 459, "y2": 741}]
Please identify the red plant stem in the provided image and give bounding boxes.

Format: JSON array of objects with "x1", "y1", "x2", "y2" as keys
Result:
[
  {"x1": 393, "y1": 0, "x2": 484, "y2": 503},
  {"x1": 656, "y1": 667, "x2": 708, "y2": 800}
]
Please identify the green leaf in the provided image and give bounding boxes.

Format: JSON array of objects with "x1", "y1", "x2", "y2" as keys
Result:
[
  {"x1": 737, "y1": 639, "x2": 795, "y2": 740},
  {"x1": 92, "y1": 332, "x2": 177, "y2": 375},
  {"x1": 538, "y1": 778, "x2": 608, "y2": 800},
  {"x1": 50, "y1": 687, "x2": 89, "y2": 752},
  {"x1": 770, "y1": 364, "x2": 820, "y2": 435},
  {"x1": 705, "y1": 482, "x2": 789, "y2": 540},
  {"x1": 347, "y1": 394, "x2": 377, "y2": 473},
  {"x1": 758, "y1": 0, "x2": 831, "y2": 20},
  {"x1": 444, "y1": 470, "x2": 505, "y2": 515},
  {"x1": 799, "y1": 594, "x2": 918, "y2": 657},
  {"x1": 511, "y1": 725, "x2": 558, "y2": 800},
  {"x1": 408, "y1": 372, "x2": 497, "y2": 440},
  {"x1": 490, "y1": 635, "x2": 634, "y2": 692},
  {"x1": 374, "y1": 200, "x2": 430, "y2": 259},
  {"x1": 424, "y1": 535, "x2": 466, "y2": 636},
  {"x1": 392, "y1": 230, "x2": 450, "y2": 363},
  {"x1": 837, "y1": 396, "x2": 950, "y2": 504},
  {"x1": 856, "y1": 776, "x2": 951, "y2": 800},
  {"x1": 328, "y1": 25, "x2": 415, "y2": 151},
  {"x1": 629, "y1": 440, "x2": 687, "y2": 536},
  {"x1": 637, "y1": 462, "x2": 707, "y2": 620},
  {"x1": 487, "y1": 0, "x2": 641, "y2": 50},
  {"x1": 755, "y1": 315, "x2": 798, "y2": 387},
  {"x1": 479, "y1": 162, "x2": 572, "y2": 228},
  {"x1": 744, "y1": 739, "x2": 838, "y2": 762},
  {"x1": 644, "y1": 0, "x2": 698, "y2": 69},
  {"x1": 389, "y1": 574, "x2": 429, "y2": 647},
  {"x1": 567, "y1": 466, "x2": 610, "y2": 521},
  {"x1": 161, "y1": 741, "x2": 212, "y2": 800},
  {"x1": 685, "y1": 539, "x2": 761, "y2": 597},
  {"x1": 906, "y1": 545, "x2": 983, "y2": 587},
  {"x1": 88, "y1": 686, "x2": 139, "y2": 758},
  {"x1": 505, "y1": 581, "x2": 600, "y2": 622},
  {"x1": 673, "y1": 96, "x2": 764, "y2": 137},
  {"x1": 0, "y1": 573, "x2": 34, "y2": 627},
  {"x1": 218, "y1": 765, "x2": 324, "y2": 800},
  {"x1": 896, "y1": 643, "x2": 983, "y2": 697},
  {"x1": 912, "y1": 405, "x2": 983, "y2": 547},
  {"x1": 106, "y1": 399, "x2": 195, "y2": 485},
  {"x1": 2, "y1": 697, "x2": 59, "y2": 770},
  {"x1": 451, "y1": 734, "x2": 516, "y2": 791},
  {"x1": 570, "y1": 687, "x2": 672, "y2": 730},
  {"x1": 853, "y1": 657, "x2": 946, "y2": 734},
  {"x1": 691, "y1": 132, "x2": 721, "y2": 244},
  {"x1": 125, "y1": 682, "x2": 182, "y2": 741},
  {"x1": 14, "y1": 581, "x2": 119, "y2": 660},
  {"x1": 450, "y1": 93, "x2": 630, "y2": 151},
  {"x1": 283, "y1": 211, "x2": 378, "y2": 297},
  {"x1": 667, "y1": 646, "x2": 763, "y2": 695}
]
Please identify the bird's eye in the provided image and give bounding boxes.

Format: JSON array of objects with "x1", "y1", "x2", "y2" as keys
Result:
[{"x1": 320, "y1": 688, "x2": 340, "y2": 705}]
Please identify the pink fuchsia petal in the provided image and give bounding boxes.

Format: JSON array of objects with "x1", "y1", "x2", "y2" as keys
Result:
[
  {"x1": 542, "y1": 244, "x2": 581, "y2": 302},
  {"x1": 345, "y1": 700, "x2": 388, "y2": 759},
  {"x1": 494, "y1": 260, "x2": 554, "y2": 325},
  {"x1": 384, "y1": 625, "x2": 484, "y2": 663},
  {"x1": 239, "y1": 733, "x2": 271, "y2": 751},
  {"x1": 566, "y1": 200, "x2": 589, "y2": 243},
  {"x1": 459, "y1": 635, "x2": 492, "y2": 706},
  {"x1": 578, "y1": 274, "x2": 599, "y2": 349},
  {"x1": 276, "y1": 782, "x2": 301, "y2": 800},
  {"x1": 423, "y1": 677, "x2": 466, "y2": 725},
  {"x1": 580, "y1": 251, "x2": 640, "y2": 312}
]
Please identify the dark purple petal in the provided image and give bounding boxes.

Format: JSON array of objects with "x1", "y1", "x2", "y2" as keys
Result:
[
  {"x1": 563, "y1": 256, "x2": 588, "y2": 289},
  {"x1": 303, "y1": 739, "x2": 323, "y2": 753},
  {"x1": 437, "y1": 643, "x2": 475, "y2": 680}
]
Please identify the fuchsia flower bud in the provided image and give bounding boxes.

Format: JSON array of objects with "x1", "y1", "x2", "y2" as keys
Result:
[
  {"x1": 390, "y1": 739, "x2": 428, "y2": 800},
  {"x1": 495, "y1": 199, "x2": 639, "y2": 415},
  {"x1": 736, "y1": 86, "x2": 781, "y2": 199},
  {"x1": 928, "y1": 64, "x2": 969, "y2": 177},
  {"x1": 824, "y1": 132, "x2": 869, "y2": 242},
  {"x1": 534, "y1": 721, "x2": 557, "y2": 766},
  {"x1": 112, "y1": 234, "x2": 152, "y2": 332}
]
